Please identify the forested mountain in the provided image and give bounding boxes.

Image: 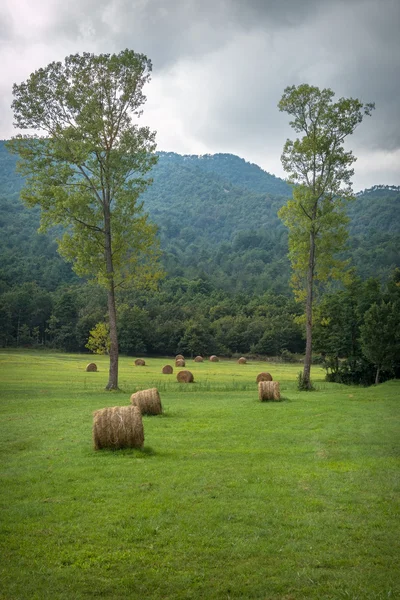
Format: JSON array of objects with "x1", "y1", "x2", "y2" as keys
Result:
[
  {"x1": 0, "y1": 141, "x2": 78, "y2": 292},
  {"x1": 0, "y1": 140, "x2": 399, "y2": 363},
  {"x1": 1, "y1": 141, "x2": 399, "y2": 294},
  {"x1": 347, "y1": 185, "x2": 400, "y2": 281}
]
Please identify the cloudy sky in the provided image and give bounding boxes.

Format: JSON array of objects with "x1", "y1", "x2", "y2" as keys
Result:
[{"x1": 1, "y1": 0, "x2": 399, "y2": 191}]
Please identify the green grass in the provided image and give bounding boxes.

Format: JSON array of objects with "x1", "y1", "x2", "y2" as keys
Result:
[{"x1": 0, "y1": 350, "x2": 399, "y2": 600}]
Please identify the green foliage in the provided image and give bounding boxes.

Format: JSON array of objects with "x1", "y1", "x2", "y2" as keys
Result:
[
  {"x1": 314, "y1": 275, "x2": 400, "y2": 385},
  {"x1": 279, "y1": 185, "x2": 351, "y2": 302},
  {"x1": 360, "y1": 301, "x2": 400, "y2": 383},
  {"x1": 348, "y1": 186, "x2": 400, "y2": 281},
  {"x1": 0, "y1": 133, "x2": 399, "y2": 361},
  {"x1": 0, "y1": 140, "x2": 399, "y2": 297},
  {"x1": 278, "y1": 84, "x2": 375, "y2": 301},
  {"x1": 163, "y1": 151, "x2": 291, "y2": 196},
  {"x1": 117, "y1": 304, "x2": 150, "y2": 355},
  {"x1": 278, "y1": 83, "x2": 374, "y2": 388},
  {"x1": 85, "y1": 322, "x2": 110, "y2": 355},
  {"x1": 7, "y1": 50, "x2": 161, "y2": 291},
  {"x1": 7, "y1": 49, "x2": 164, "y2": 389}
]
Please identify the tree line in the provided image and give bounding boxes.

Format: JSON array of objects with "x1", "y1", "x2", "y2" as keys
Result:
[{"x1": 1, "y1": 271, "x2": 399, "y2": 386}]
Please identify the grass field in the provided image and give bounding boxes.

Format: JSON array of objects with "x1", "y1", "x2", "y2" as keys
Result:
[{"x1": 0, "y1": 350, "x2": 399, "y2": 600}]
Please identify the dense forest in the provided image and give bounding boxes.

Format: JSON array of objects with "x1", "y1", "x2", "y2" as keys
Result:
[{"x1": 0, "y1": 140, "x2": 399, "y2": 381}]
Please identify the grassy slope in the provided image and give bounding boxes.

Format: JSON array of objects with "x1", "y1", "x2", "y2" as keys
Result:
[{"x1": 0, "y1": 351, "x2": 399, "y2": 600}]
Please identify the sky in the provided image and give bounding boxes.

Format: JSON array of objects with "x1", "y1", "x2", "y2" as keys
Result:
[{"x1": 1, "y1": 0, "x2": 399, "y2": 192}]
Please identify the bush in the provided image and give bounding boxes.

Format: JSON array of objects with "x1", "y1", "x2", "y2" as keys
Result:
[
  {"x1": 280, "y1": 349, "x2": 297, "y2": 363},
  {"x1": 325, "y1": 357, "x2": 395, "y2": 386}
]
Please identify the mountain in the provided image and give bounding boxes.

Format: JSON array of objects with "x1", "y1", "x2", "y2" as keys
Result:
[
  {"x1": 0, "y1": 141, "x2": 399, "y2": 294},
  {"x1": 161, "y1": 152, "x2": 291, "y2": 196},
  {"x1": 141, "y1": 152, "x2": 289, "y2": 241},
  {"x1": 0, "y1": 141, "x2": 77, "y2": 292},
  {"x1": 347, "y1": 185, "x2": 400, "y2": 281}
]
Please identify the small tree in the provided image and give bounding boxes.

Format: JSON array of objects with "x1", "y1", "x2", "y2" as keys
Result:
[
  {"x1": 86, "y1": 322, "x2": 111, "y2": 355},
  {"x1": 278, "y1": 84, "x2": 374, "y2": 389},
  {"x1": 8, "y1": 49, "x2": 162, "y2": 389},
  {"x1": 360, "y1": 301, "x2": 400, "y2": 384}
]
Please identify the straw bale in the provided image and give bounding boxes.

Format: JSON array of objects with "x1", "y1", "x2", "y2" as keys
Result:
[
  {"x1": 209, "y1": 355, "x2": 219, "y2": 362},
  {"x1": 130, "y1": 387, "x2": 162, "y2": 415},
  {"x1": 238, "y1": 357, "x2": 247, "y2": 364},
  {"x1": 175, "y1": 354, "x2": 184, "y2": 361},
  {"x1": 177, "y1": 370, "x2": 194, "y2": 383},
  {"x1": 256, "y1": 372, "x2": 273, "y2": 383},
  {"x1": 93, "y1": 405, "x2": 144, "y2": 450},
  {"x1": 162, "y1": 365, "x2": 173, "y2": 374},
  {"x1": 175, "y1": 358, "x2": 185, "y2": 367},
  {"x1": 86, "y1": 362, "x2": 97, "y2": 372},
  {"x1": 135, "y1": 358, "x2": 146, "y2": 366},
  {"x1": 194, "y1": 356, "x2": 203, "y2": 362},
  {"x1": 258, "y1": 381, "x2": 281, "y2": 401}
]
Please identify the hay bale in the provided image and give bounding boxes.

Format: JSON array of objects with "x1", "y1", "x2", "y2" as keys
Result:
[
  {"x1": 86, "y1": 362, "x2": 97, "y2": 372},
  {"x1": 238, "y1": 357, "x2": 247, "y2": 364},
  {"x1": 130, "y1": 387, "x2": 162, "y2": 415},
  {"x1": 256, "y1": 372, "x2": 273, "y2": 383},
  {"x1": 175, "y1": 354, "x2": 184, "y2": 361},
  {"x1": 258, "y1": 381, "x2": 281, "y2": 402},
  {"x1": 194, "y1": 356, "x2": 203, "y2": 362},
  {"x1": 209, "y1": 355, "x2": 219, "y2": 362},
  {"x1": 175, "y1": 358, "x2": 185, "y2": 367},
  {"x1": 135, "y1": 359, "x2": 146, "y2": 366},
  {"x1": 177, "y1": 370, "x2": 194, "y2": 383},
  {"x1": 93, "y1": 405, "x2": 144, "y2": 450},
  {"x1": 162, "y1": 365, "x2": 173, "y2": 374}
]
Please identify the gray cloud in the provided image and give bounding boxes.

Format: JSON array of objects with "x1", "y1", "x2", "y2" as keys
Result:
[{"x1": 1, "y1": 0, "x2": 399, "y2": 188}]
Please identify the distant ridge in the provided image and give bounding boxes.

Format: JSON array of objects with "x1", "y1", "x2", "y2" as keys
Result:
[
  {"x1": 355, "y1": 184, "x2": 400, "y2": 196},
  {"x1": 0, "y1": 140, "x2": 399, "y2": 291},
  {"x1": 155, "y1": 151, "x2": 291, "y2": 197}
]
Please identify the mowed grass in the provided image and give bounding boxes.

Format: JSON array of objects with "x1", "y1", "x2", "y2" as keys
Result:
[{"x1": 0, "y1": 351, "x2": 399, "y2": 600}]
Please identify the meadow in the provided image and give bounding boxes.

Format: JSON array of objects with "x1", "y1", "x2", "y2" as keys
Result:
[{"x1": 0, "y1": 350, "x2": 399, "y2": 600}]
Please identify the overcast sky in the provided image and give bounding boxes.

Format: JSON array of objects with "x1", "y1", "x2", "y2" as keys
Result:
[{"x1": 1, "y1": 0, "x2": 399, "y2": 191}]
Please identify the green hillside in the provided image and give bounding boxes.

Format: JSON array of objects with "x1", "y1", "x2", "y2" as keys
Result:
[
  {"x1": 0, "y1": 141, "x2": 399, "y2": 293},
  {"x1": 0, "y1": 141, "x2": 77, "y2": 291},
  {"x1": 347, "y1": 185, "x2": 400, "y2": 281}
]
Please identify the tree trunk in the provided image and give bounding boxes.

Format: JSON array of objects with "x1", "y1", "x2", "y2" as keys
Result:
[
  {"x1": 303, "y1": 229, "x2": 316, "y2": 389},
  {"x1": 106, "y1": 282, "x2": 119, "y2": 390},
  {"x1": 104, "y1": 204, "x2": 119, "y2": 390},
  {"x1": 375, "y1": 366, "x2": 380, "y2": 385}
]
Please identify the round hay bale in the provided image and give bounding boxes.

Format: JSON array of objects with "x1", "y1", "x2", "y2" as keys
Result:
[
  {"x1": 258, "y1": 381, "x2": 281, "y2": 402},
  {"x1": 130, "y1": 388, "x2": 162, "y2": 416},
  {"x1": 177, "y1": 370, "x2": 194, "y2": 383},
  {"x1": 175, "y1": 358, "x2": 185, "y2": 367},
  {"x1": 93, "y1": 405, "x2": 144, "y2": 450},
  {"x1": 86, "y1": 362, "x2": 97, "y2": 372},
  {"x1": 175, "y1": 354, "x2": 184, "y2": 361},
  {"x1": 162, "y1": 365, "x2": 173, "y2": 374},
  {"x1": 135, "y1": 359, "x2": 146, "y2": 366},
  {"x1": 256, "y1": 372, "x2": 273, "y2": 383},
  {"x1": 194, "y1": 356, "x2": 203, "y2": 362},
  {"x1": 256, "y1": 373, "x2": 272, "y2": 383},
  {"x1": 238, "y1": 357, "x2": 247, "y2": 364},
  {"x1": 209, "y1": 355, "x2": 219, "y2": 362}
]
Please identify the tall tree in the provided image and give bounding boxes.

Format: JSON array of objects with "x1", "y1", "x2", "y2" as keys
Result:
[
  {"x1": 278, "y1": 84, "x2": 374, "y2": 389},
  {"x1": 8, "y1": 49, "x2": 161, "y2": 389}
]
